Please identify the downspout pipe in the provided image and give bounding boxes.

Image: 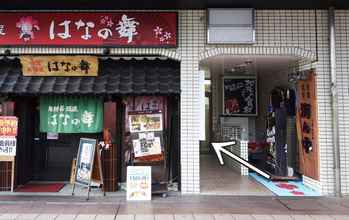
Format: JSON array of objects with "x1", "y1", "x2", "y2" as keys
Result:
[{"x1": 329, "y1": 6, "x2": 342, "y2": 197}]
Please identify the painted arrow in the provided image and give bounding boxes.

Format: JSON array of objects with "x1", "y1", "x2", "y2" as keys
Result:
[{"x1": 212, "y1": 142, "x2": 271, "y2": 180}]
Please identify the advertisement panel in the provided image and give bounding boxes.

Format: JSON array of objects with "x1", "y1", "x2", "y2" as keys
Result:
[
  {"x1": 127, "y1": 166, "x2": 151, "y2": 201},
  {"x1": 0, "y1": 116, "x2": 18, "y2": 136},
  {"x1": 21, "y1": 56, "x2": 98, "y2": 76},
  {"x1": 0, "y1": 12, "x2": 177, "y2": 47}
]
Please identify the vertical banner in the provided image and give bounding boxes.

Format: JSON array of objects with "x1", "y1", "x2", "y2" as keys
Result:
[
  {"x1": 40, "y1": 96, "x2": 103, "y2": 133},
  {"x1": 0, "y1": 116, "x2": 18, "y2": 192},
  {"x1": 0, "y1": 116, "x2": 18, "y2": 157}
]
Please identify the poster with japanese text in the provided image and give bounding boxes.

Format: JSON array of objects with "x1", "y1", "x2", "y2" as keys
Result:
[
  {"x1": 0, "y1": 137, "x2": 16, "y2": 156},
  {"x1": 128, "y1": 113, "x2": 163, "y2": 133},
  {"x1": 0, "y1": 12, "x2": 177, "y2": 47},
  {"x1": 127, "y1": 166, "x2": 151, "y2": 201},
  {"x1": 0, "y1": 116, "x2": 18, "y2": 136},
  {"x1": 223, "y1": 76, "x2": 257, "y2": 116},
  {"x1": 124, "y1": 96, "x2": 167, "y2": 133},
  {"x1": 131, "y1": 132, "x2": 162, "y2": 158},
  {"x1": 20, "y1": 56, "x2": 98, "y2": 76},
  {"x1": 75, "y1": 138, "x2": 96, "y2": 186}
]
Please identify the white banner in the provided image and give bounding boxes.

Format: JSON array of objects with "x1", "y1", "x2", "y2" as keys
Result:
[{"x1": 0, "y1": 137, "x2": 16, "y2": 156}]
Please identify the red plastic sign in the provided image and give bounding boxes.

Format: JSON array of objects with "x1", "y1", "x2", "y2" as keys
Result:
[
  {"x1": 0, "y1": 116, "x2": 18, "y2": 137},
  {"x1": 0, "y1": 12, "x2": 177, "y2": 47}
]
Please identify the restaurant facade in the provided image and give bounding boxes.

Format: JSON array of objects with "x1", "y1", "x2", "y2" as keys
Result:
[{"x1": 0, "y1": 8, "x2": 348, "y2": 196}]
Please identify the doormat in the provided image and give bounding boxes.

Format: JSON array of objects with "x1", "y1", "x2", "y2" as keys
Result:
[
  {"x1": 16, "y1": 183, "x2": 65, "y2": 193},
  {"x1": 249, "y1": 173, "x2": 320, "y2": 196}
]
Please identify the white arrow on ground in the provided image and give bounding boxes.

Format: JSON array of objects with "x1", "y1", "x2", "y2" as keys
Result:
[{"x1": 212, "y1": 142, "x2": 271, "y2": 180}]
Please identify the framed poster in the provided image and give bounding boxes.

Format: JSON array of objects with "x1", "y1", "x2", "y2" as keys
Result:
[
  {"x1": 74, "y1": 138, "x2": 97, "y2": 186},
  {"x1": 127, "y1": 166, "x2": 152, "y2": 201},
  {"x1": 128, "y1": 112, "x2": 163, "y2": 133},
  {"x1": 131, "y1": 131, "x2": 163, "y2": 158},
  {"x1": 222, "y1": 76, "x2": 257, "y2": 116}
]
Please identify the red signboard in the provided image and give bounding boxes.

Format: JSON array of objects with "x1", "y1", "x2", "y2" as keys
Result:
[
  {"x1": 0, "y1": 12, "x2": 177, "y2": 47},
  {"x1": 0, "y1": 116, "x2": 18, "y2": 137}
]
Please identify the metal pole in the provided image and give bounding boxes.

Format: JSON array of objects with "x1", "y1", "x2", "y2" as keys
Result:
[{"x1": 328, "y1": 6, "x2": 341, "y2": 197}]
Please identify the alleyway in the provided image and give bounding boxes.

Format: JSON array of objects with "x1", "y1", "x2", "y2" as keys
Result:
[{"x1": 200, "y1": 154, "x2": 272, "y2": 196}]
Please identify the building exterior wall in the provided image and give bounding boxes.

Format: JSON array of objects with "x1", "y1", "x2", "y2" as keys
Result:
[
  {"x1": 3, "y1": 9, "x2": 349, "y2": 196},
  {"x1": 178, "y1": 9, "x2": 335, "y2": 195},
  {"x1": 335, "y1": 10, "x2": 349, "y2": 195},
  {"x1": 172, "y1": 9, "x2": 334, "y2": 195}
]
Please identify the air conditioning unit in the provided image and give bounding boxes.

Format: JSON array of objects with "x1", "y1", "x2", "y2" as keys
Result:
[{"x1": 207, "y1": 8, "x2": 255, "y2": 44}]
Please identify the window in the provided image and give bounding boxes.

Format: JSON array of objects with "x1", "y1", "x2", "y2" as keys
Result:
[{"x1": 207, "y1": 8, "x2": 255, "y2": 44}]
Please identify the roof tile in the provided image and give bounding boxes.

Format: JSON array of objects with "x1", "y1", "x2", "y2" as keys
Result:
[{"x1": 0, "y1": 58, "x2": 180, "y2": 95}]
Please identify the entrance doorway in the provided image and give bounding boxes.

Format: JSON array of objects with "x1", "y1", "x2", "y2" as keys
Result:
[
  {"x1": 14, "y1": 97, "x2": 101, "y2": 184},
  {"x1": 199, "y1": 55, "x2": 319, "y2": 196}
]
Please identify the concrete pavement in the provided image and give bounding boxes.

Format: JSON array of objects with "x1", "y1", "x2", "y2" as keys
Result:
[
  {"x1": 0, "y1": 195, "x2": 348, "y2": 219},
  {"x1": 1, "y1": 214, "x2": 349, "y2": 220}
]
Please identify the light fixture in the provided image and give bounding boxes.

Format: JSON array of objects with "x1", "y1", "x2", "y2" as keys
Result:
[
  {"x1": 102, "y1": 48, "x2": 110, "y2": 55},
  {"x1": 4, "y1": 49, "x2": 11, "y2": 56}
]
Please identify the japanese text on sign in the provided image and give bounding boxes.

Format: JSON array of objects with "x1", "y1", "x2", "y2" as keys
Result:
[
  {"x1": 48, "y1": 105, "x2": 95, "y2": 128},
  {"x1": 40, "y1": 97, "x2": 103, "y2": 133},
  {"x1": 0, "y1": 137, "x2": 16, "y2": 156},
  {"x1": 0, "y1": 116, "x2": 18, "y2": 136},
  {"x1": 20, "y1": 56, "x2": 98, "y2": 76},
  {"x1": 127, "y1": 166, "x2": 151, "y2": 201},
  {"x1": 0, "y1": 12, "x2": 177, "y2": 47}
]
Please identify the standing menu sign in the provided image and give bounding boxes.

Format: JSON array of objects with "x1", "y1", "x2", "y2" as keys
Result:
[
  {"x1": 0, "y1": 116, "x2": 18, "y2": 192},
  {"x1": 74, "y1": 138, "x2": 96, "y2": 186},
  {"x1": 72, "y1": 138, "x2": 104, "y2": 199}
]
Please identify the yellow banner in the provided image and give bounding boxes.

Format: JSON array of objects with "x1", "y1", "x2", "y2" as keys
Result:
[{"x1": 20, "y1": 56, "x2": 98, "y2": 76}]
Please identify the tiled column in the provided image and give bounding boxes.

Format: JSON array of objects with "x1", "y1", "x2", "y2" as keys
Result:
[
  {"x1": 178, "y1": 10, "x2": 206, "y2": 193},
  {"x1": 335, "y1": 10, "x2": 349, "y2": 195}
]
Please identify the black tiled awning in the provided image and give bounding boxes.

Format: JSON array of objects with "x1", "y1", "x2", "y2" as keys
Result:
[{"x1": 0, "y1": 58, "x2": 180, "y2": 95}]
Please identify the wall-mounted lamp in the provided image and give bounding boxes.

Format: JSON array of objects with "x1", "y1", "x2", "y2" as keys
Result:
[
  {"x1": 4, "y1": 49, "x2": 11, "y2": 56},
  {"x1": 103, "y1": 48, "x2": 110, "y2": 55}
]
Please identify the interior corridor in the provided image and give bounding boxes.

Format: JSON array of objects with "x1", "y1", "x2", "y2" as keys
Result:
[{"x1": 200, "y1": 154, "x2": 273, "y2": 196}]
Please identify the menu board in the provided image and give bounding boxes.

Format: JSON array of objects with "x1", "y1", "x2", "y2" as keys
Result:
[
  {"x1": 223, "y1": 76, "x2": 257, "y2": 116},
  {"x1": 129, "y1": 112, "x2": 163, "y2": 133},
  {"x1": 131, "y1": 132, "x2": 163, "y2": 158},
  {"x1": 74, "y1": 138, "x2": 97, "y2": 186},
  {"x1": 129, "y1": 111, "x2": 164, "y2": 158}
]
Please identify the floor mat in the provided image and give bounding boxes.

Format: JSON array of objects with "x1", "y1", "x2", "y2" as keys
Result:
[
  {"x1": 249, "y1": 173, "x2": 320, "y2": 196},
  {"x1": 16, "y1": 183, "x2": 65, "y2": 192}
]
